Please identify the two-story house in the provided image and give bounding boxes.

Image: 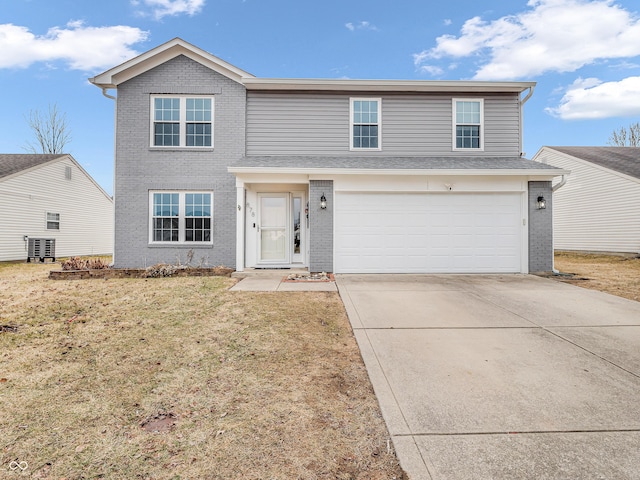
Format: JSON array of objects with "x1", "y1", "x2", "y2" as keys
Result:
[{"x1": 90, "y1": 38, "x2": 565, "y2": 274}]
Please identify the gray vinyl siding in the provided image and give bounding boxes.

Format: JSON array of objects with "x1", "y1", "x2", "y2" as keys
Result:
[
  {"x1": 113, "y1": 55, "x2": 245, "y2": 268},
  {"x1": 246, "y1": 92, "x2": 521, "y2": 157}
]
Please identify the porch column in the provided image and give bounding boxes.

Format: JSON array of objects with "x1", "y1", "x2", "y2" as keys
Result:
[{"x1": 235, "y1": 183, "x2": 245, "y2": 272}]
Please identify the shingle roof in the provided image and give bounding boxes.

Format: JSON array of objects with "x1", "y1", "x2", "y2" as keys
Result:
[
  {"x1": 233, "y1": 156, "x2": 564, "y2": 171},
  {"x1": 548, "y1": 147, "x2": 640, "y2": 180},
  {"x1": 0, "y1": 154, "x2": 67, "y2": 179}
]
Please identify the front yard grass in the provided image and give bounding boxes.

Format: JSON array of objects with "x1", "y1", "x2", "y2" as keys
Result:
[
  {"x1": 0, "y1": 262, "x2": 405, "y2": 479},
  {"x1": 554, "y1": 251, "x2": 640, "y2": 302}
]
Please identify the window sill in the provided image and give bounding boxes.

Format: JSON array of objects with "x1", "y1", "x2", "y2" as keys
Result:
[
  {"x1": 148, "y1": 243, "x2": 214, "y2": 248},
  {"x1": 149, "y1": 147, "x2": 215, "y2": 152}
]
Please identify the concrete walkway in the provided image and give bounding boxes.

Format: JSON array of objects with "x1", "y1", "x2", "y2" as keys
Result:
[
  {"x1": 336, "y1": 274, "x2": 640, "y2": 480},
  {"x1": 230, "y1": 270, "x2": 337, "y2": 292}
]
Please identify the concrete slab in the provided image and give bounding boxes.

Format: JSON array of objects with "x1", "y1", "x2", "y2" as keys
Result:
[
  {"x1": 366, "y1": 327, "x2": 640, "y2": 434},
  {"x1": 343, "y1": 290, "x2": 534, "y2": 329},
  {"x1": 549, "y1": 325, "x2": 640, "y2": 377},
  {"x1": 336, "y1": 274, "x2": 640, "y2": 480},
  {"x1": 229, "y1": 275, "x2": 337, "y2": 292},
  {"x1": 229, "y1": 277, "x2": 281, "y2": 291},
  {"x1": 415, "y1": 431, "x2": 640, "y2": 480},
  {"x1": 468, "y1": 281, "x2": 640, "y2": 327}
]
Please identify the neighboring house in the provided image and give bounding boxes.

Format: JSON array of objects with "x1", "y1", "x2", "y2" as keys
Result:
[
  {"x1": 0, "y1": 154, "x2": 114, "y2": 262},
  {"x1": 533, "y1": 146, "x2": 640, "y2": 255},
  {"x1": 90, "y1": 38, "x2": 566, "y2": 274}
]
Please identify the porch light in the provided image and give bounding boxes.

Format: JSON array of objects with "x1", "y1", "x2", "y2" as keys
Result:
[
  {"x1": 320, "y1": 193, "x2": 327, "y2": 209},
  {"x1": 537, "y1": 195, "x2": 547, "y2": 210}
]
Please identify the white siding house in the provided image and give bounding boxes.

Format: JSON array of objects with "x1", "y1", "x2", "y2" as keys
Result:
[
  {"x1": 532, "y1": 147, "x2": 640, "y2": 254},
  {"x1": 0, "y1": 154, "x2": 114, "y2": 261}
]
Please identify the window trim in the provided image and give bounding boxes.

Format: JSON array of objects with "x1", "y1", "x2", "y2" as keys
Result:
[
  {"x1": 350, "y1": 97, "x2": 382, "y2": 151},
  {"x1": 149, "y1": 95, "x2": 215, "y2": 149},
  {"x1": 46, "y1": 212, "x2": 60, "y2": 230},
  {"x1": 149, "y1": 191, "x2": 214, "y2": 245},
  {"x1": 452, "y1": 98, "x2": 484, "y2": 151}
]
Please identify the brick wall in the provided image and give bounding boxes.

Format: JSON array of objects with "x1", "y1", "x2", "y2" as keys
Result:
[
  {"x1": 309, "y1": 180, "x2": 333, "y2": 272},
  {"x1": 113, "y1": 55, "x2": 245, "y2": 268},
  {"x1": 528, "y1": 181, "x2": 553, "y2": 272}
]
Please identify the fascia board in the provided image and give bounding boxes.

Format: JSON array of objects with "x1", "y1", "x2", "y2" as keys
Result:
[{"x1": 242, "y1": 78, "x2": 536, "y2": 93}]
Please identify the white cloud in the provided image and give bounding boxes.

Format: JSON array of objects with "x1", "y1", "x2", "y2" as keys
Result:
[
  {"x1": 133, "y1": 0, "x2": 206, "y2": 19},
  {"x1": 0, "y1": 22, "x2": 148, "y2": 71},
  {"x1": 345, "y1": 21, "x2": 378, "y2": 32},
  {"x1": 443, "y1": 19, "x2": 452, "y2": 26},
  {"x1": 546, "y1": 76, "x2": 640, "y2": 119},
  {"x1": 418, "y1": 65, "x2": 444, "y2": 76},
  {"x1": 414, "y1": 0, "x2": 640, "y2": 80}
]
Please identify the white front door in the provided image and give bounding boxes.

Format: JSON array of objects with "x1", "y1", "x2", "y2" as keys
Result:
[
  {"x1": 257, "y1": 192, "x2": 306, "y2": 266},
  {"x1": 258, "y1": 194, "x2": 288, "y2": 263}
]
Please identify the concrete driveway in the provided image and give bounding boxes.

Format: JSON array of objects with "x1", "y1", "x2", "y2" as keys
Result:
[{"x1": 336, "y1": 274, "x2": 640, "y2": 480}]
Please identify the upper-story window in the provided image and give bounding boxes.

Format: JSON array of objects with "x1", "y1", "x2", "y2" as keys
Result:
[
  {"x1": 453, "y1": 98, "x2": 484, "y2": 150},
  {"x1": 151, "y1": 96, "x2": 214, "y2": 148},
  {"x1": 350, "y1": 98, "x2": 381, "y2": 150}
]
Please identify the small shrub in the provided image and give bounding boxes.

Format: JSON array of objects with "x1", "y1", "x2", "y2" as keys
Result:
[
  {"x1": 143, "y1": 263, "x2": 181, "y2": 278},
  {"x1": 61, "y1": 257, "x2": 111, "y2": 271}
]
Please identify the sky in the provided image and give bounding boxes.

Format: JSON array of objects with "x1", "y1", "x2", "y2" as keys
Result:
[{"x1": 2, "y1": 0, "x2": 640, "y2": 195}]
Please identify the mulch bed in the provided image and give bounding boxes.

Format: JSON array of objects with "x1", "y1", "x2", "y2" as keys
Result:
[{"x1": 49, "y1": 266, "x2": 234, "y2": 280}]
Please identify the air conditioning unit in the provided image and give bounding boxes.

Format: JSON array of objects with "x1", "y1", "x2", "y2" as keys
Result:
[{"x1": 27, "y1": 238, "x2": 56, "y2": 263}]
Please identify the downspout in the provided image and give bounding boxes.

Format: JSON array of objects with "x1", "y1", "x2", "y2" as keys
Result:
[
  {"x1": 101, "y1": 87, "x2": 116, "y2": 100},
  {"x1": 519, "y1": 86, "x2": 535, "y2": 157}
]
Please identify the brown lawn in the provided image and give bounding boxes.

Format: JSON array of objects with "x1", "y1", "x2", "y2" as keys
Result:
[
  {"x1": 0, "y1": 261, "x2": 405, "y2": 479},
  {"x1": 553, "y1": 251, "x2": 640, "y2": 302}
]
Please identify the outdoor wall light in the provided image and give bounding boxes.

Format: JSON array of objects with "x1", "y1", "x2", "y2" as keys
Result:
[
  {"x1": 320, "y1": 193, "x2": 327, "y2": 209},
  {"x1": 537, "y1": 195, "x2": 547, "y2": 210}
]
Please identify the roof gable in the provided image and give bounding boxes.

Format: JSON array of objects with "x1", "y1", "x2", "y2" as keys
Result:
[
  {"x1": 0, "y1": 154, "x2": 67, "y2": 179},
  {"x1": 547, "y1": 147, "x2": 640, "y2": 180},
  {"x1": 89, "y1": 37, "x2": 255, "y2": 89}
]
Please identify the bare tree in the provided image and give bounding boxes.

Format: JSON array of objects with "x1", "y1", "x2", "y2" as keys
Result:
[
  {"x1": 607, "y1": 122, "x2": 640, "y2": 147},
  {"x1": 23, "y1": 103, "x2": 72, "y2": 154}
]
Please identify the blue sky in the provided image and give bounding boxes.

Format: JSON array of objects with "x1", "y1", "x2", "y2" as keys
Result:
[{"x1": 2, "y1": 0, "x2": 640, "y2": 195}]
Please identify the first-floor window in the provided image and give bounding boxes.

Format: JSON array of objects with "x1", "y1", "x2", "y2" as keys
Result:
[
  {"x1": 46, "y1": 212, "x2": 60, "y2": 230},
  {"x1": 150, "y1": 191, "x2": 212, "y2": 244}
]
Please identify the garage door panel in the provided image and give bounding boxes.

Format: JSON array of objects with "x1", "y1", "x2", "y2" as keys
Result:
[{"x1": 334, "y1": 192, "x2": 523, "y2": 273}]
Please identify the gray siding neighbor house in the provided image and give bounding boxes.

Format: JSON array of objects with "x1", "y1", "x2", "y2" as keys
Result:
[{"x1": 90, "y1": 38, "x2": 566, "y2": 274}]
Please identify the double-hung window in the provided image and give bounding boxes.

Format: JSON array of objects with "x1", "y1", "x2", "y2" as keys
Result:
[
  {"x1": 46, "y1": 212, "x2": 60, "y2": 230},
  {"x1": 453, "y1": 98, "x2": 483, "y2": 150},
  {"x1": 151, "y1": 96, "x2": 214, "y2": 148},
  {"x1": 150, "y1": 192, "x2": 213, "y2": 244},
  {"x1": 350, "y1": 98, "x2": 381, "y2": 150}
]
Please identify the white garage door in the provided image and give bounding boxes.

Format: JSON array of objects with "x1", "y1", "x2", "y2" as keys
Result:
[{"x1": 334, "y1": 192, "x2": 523, "y2": 273}]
